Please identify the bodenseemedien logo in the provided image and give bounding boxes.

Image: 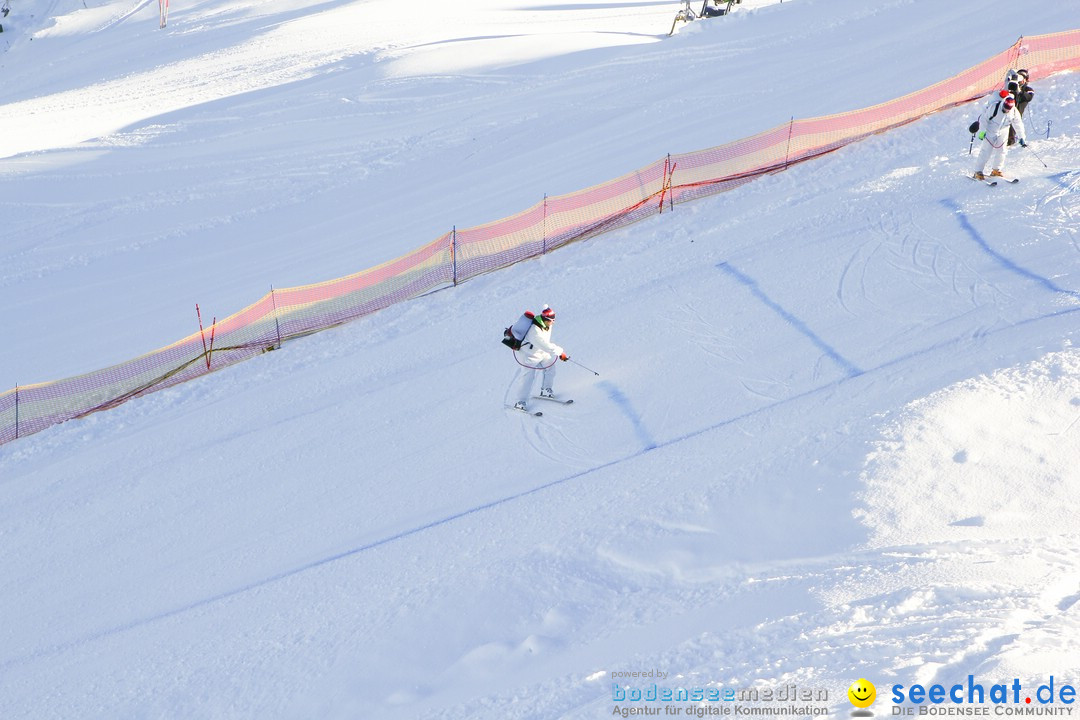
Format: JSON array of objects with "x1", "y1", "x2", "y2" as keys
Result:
[
  {"x1": 849, "y1": 679, "x2": 877, "y2": 717},
  {"x1": 608, "y1": 677, "x2": 830, "y2": 717}
]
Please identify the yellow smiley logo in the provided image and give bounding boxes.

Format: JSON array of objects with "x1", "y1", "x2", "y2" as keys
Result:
[{"x1": 848, "y1": 679, "x2": 876, "y2": 709}]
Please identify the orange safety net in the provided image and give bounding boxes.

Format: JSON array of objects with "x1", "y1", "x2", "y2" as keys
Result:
[{"x1": 2, "y1": 31, "x2": 1078, "y2": 446}]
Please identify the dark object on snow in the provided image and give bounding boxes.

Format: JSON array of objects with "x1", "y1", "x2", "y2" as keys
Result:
[
  {"x1": 670, "y1": 0, "x2": 740, "y2": 35},
  {"x1": 701, "y1": 0, "x2": 737, "y2": 16}
]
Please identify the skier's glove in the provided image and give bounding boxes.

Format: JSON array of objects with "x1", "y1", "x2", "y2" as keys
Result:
[
  {"x1": 968, "y1": 121, "x2": 980, "y2": 134},
  {"x1": 1019, "y1": 139, "x2": 1028, "y2": 147},
  {"x1": 978, "y1": 131, "x2": 986, "y2": 140},
  {"x1": 559, "y1": 353, "x2": 569, "y2": 362}
]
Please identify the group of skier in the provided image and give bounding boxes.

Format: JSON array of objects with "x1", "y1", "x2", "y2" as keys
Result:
[
  {"x1": 503, "y1": 69, "x2": 1041, "y2": 416},
  {"x1": 970, "y1": 68, "x2": 1036, "y2": 181}
]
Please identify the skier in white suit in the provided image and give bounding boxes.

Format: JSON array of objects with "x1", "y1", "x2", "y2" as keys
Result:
[
  {"x1": 971, "y1": 92, "x2": 1027, "y2": 181},
  {"x1": 512, "y1": 305, "x2": 568, "y2": 411}
]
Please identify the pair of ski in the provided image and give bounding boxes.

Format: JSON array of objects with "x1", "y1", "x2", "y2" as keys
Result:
[
  {"x1": 508, "y1": 396, "x2": 574, "y2": 417},
  {"x1": 970, "y1": 174, "x2": 1019, "y2": 187}
]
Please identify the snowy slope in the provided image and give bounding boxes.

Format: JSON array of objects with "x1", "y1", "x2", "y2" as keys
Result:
[
  {"x1": 2, "y1": 1, "x2": 1080, "y2": 719},
  {"x1": 1, "y1": 0, "x2": 1076, "y2": 386}
]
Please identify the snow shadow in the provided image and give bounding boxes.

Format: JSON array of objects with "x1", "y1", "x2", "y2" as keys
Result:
[
  {"x1": 941, "y1": 198, "x2": 1080, "y2": 298},
  {"x1": 717, "y1": 261, "x2": 864, "y2": 378},
  {"x1": 598, "y1": 380, "x2": 658, "y2": 451}
]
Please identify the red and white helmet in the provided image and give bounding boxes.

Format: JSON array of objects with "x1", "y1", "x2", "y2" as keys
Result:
[{"x1": 541, "y1": 305, "x2": 556, "y2": 321}]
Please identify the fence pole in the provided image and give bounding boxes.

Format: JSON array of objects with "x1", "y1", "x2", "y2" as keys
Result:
[
  {"x1": 196, "y1": 304, "x2": 216, "y2": 370},
  {"x1": 208, "y1": 317, "x2": 217, "y2": 369},
  {"x1": 451, "y1": 226, "x2": 458, "y2": 286},
  {"x1": 668, "y1": 159, "x2": 677, "y2": 212},
  {"x1": 14, "y1": 384, "x2": 18, "y2": 440},
  {"x1": 542, "y1": 194, "x2": 548, "y2": 254},
  {"x1": 784, "y1": 116, "x2": 794, "y2": 169},
  {"x1": 270, "y1": 286, "x2": 283, "y2": 350}
]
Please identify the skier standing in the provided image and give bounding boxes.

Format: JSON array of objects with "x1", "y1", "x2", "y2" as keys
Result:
[
  {"x1": 971, "y1": 93, "x2": 1026, "y2": 181},
  {"x1": 1007, "y1": 69, "x2": 1035, "y2": 146},
  {"x1": 511, "y1": 305, "x2": 568, "y2": 412}
]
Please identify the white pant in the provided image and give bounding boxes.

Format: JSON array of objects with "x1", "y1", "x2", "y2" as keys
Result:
[
  {"x1": 513, "y1": 363, "x2": 557, "y2": 404},
  {"x1": 975, "y1": 134, "x2": 1009, "y2": 174}
]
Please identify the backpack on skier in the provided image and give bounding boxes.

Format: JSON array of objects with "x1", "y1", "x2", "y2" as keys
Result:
[{"x1": 502, "y1": 311, "x2": 535, "y2": 350}]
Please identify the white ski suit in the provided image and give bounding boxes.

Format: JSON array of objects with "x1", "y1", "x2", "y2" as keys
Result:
[
  {"x1": 512, "y1": 318, "x2": 564, "y2": 405},
  {"x1": 974, "y1": 94, "x2": 1026, "y2": 176}
]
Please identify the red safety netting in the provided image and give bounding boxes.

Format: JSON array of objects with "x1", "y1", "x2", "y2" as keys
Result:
[{"x1": 2, "y1": 31, "x2": 1078, "y2": 446}]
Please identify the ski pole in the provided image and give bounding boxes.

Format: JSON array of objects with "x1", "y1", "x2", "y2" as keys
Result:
[
  {"x1": 968, "y1": 133, "x2": 975, "y2": 155},
  {"x1": 1023, "y1": 142, "x2": 1048, "y2": 168},
  {"x1": 569, "y1": 358, "x2": 600, "y2": 376}
]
